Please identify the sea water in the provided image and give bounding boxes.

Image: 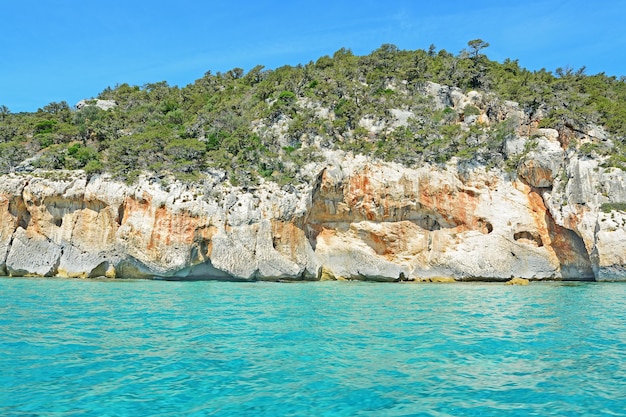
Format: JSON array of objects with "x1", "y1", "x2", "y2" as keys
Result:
[{"x1": 1, "y1": 278, "x2": 625, "y2": 416}]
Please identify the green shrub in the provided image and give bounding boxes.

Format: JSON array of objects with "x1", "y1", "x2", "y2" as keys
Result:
[
  {"x1": 601, "y1": 202, "x2": 626, "y2": 213},
  {"x1": 463, "y1": 105, "x2": 481, "y2": 116},
  {"x1": 34, "y1": 119, "x2": 57, "y2": 134},
  {"x1": 4, "y1": 43, "x2": 626, "y2": 185}
]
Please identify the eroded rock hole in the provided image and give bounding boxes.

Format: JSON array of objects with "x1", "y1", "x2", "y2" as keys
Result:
[
  {"x1": 478, "y1": 218, "x2": 493, "y2": 234},
  {"x1": 9, "y1": 197, "x2": 30, "y2": 230},
  {"x1": 117, "y1": 203, "x2": 125, "y2": 225},
  {"x1": 304, "y1": 225, "x2": 321, "y2": 251},
  {"x1": 514, "y1": 231, "x2": 543, "y2": 247},
  {"x1": 416, "y1": 215, "x2": 441, "y2": 231}
]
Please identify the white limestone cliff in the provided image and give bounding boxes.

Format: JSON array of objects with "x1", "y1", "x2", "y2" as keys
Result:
[
  {"x1": 1, "y1": 147, "x2": 624, "y2": 281},
  {"x1": 1, "y1": 85, "x2": 625, "y2": 281}
]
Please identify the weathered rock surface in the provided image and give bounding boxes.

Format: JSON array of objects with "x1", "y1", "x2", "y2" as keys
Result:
[
  {"x1": 1, "y1": 144, "x2": 624, "y2": 281},
  {"x1": 1, "y1": 86, "x2": 625, "y2": 282},
  {"x1": 506, "y1": 277, "x2": 530, "y2": 285},
  {"x1": 75, "y1": 99, "x2": 117, "y2": 111},
  {"x1": 6, "y1": 228, "x2": 63, "y2": 276},
  {"x1": 518, "y1": 134, "x2": 565, "y2": 188}
]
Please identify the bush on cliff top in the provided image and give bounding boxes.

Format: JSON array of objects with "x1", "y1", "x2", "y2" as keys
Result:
[{"x1": 1, "y1": 41, "x2": 625, "y2": 183}]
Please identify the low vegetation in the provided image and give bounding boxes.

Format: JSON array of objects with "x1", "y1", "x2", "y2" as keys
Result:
[
  {"x1": 1, "y1": 41, "x2": 625, "y2": 185},
  {"x1": 600, "y1": 202, "x2": 626, "y2": 213}
]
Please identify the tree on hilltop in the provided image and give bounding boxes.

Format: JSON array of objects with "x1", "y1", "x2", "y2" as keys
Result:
[
  {"x1": 467, "y1": 39, "x2": 490, "y2": 58},
  {"x1": 0, "y1": 105, "x2": 9, "y2": 121}
]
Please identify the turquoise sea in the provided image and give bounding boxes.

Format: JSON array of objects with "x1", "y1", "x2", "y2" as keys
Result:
[{"x1": 1, "y1": 278, "x2": 626, "y2": 416}]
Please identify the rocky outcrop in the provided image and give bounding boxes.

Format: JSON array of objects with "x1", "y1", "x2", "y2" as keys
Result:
[
  {"x1": 545, "y1": 155, "x2": 626, "y2": 281},
  {"x1": 1, "y1": 144, "x2": 624, "y2": 281},
  {"x1": 517, "y1": 132, "x2": 565, "y2": 188},
  {"x1": 75, "y1": 99, "x2": 117, "y2": 111},
  {"x1": 506, "y1": 277, "x2": 530, "y2": 285},
  {"x1": 0, "y1": 171, "x2": 320, "y2": 280},
  {"x1": 1, "y1": 86, "x2": 625, "y2": 282},
  {"x1": 308, "y1": 154, "x2": 595, "y2": 281}
]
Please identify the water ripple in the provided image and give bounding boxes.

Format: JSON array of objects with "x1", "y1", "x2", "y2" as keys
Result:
[{"x1": 1, "y1": 278, "x2": 626, "y2": 416}]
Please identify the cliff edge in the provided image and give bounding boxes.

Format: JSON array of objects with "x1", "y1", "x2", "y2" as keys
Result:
[
  {"x1": 2, "y1": 82, "x2": 625, "y2": 281},
  {"x1": 1, "y1": 146, "x2": 624, "y2": 281}
]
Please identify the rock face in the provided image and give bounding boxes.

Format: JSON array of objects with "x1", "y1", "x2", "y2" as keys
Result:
[
  {"x1": 518, "y1": 134, "x2": 565, "y2": 188},
  {"x1": 309, "y1": 155, "x2": 596, "y2": 281},
  {"x1": 2, "y1": 85, "x2": 625, "y2": 282},
  {"x1": 1, "y1": 145, "x2": 624, "y2": 281},
  {"x1": 0, "y1": 171, "x2": 318, "y2": 281},
  {"x1": 75, "y1": 99, "x2": 117, "y2": 111}
]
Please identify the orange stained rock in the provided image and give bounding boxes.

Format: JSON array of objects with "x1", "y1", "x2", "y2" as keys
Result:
[
  {"x1": 346, "y1": 171, "x2": 376, "y2": 219},
  {"x1": 548, "y1": 220, "x2": 583, "y2": 264},
  {"x1": 123, "y1": 192, "x2": 153, "y2": 218},
  {"x1": 356, "y1": 221, "x2": 420, "y2": 258},
  {"x1": 0, "y1": 195, "x2": 17, "y2": 237},
  {"x1": 525, "y1": 190, "x2": 551, "y2": 245},
  {"x1": 149, "y1": 206, "x2": 199, "y2": 247},
  {"x1": 519, "y1": 160, "x2": 554, "y2": 187},
  {"x1": 520, "y1": 184, "x2": 587, "y2": 272},
  {"x1": 312, "y1": 168, "x2": 493, "y2": 234},
  {"x1": 121, "y1": 196, "x2": 205, "y2": 251},
  {"x1": 195, "y1": 224, "x2": 217, "y2": 241},
  {"x1": 192, "y1": 225, "x2": 218, "y2": 258},
  {"x1": 417, "y1": 177, "x2": 481, "y2": 230},
  {"x1": 317, "y1": 227, "x2": 337, "y2": 242},
  {"x1": 563, "y1": 206, "x2": 586, "y2": 231},
  {"x1": 69, "y1": 204, "x2": 119, "y2": 249},
  {"x1": 272, "y1": 220, "x2": 307, "y2": 257}
]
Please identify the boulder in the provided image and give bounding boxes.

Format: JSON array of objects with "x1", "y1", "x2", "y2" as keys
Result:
[
  {"x1": 506, "y1": 277, "x2": 530, "y2": 285},
  {"x1": 6, "y1": 228, "x2": 62, "y2": 276},
  {"x1": 518, "y1": 136, "x2": 565, "y2": 188},
  {"x1": 75, "y1": 99, "x2": 117, "y2": 111}
]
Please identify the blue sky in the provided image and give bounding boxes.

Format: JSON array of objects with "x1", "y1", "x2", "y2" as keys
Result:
[{"x1": 2, "y1": 0, "x2": 625, "y2": 112}]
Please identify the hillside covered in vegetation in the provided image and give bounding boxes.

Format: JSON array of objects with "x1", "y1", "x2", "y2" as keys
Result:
[
  {"x1": 2, "y1": 41, "x2": 626, "y2": 281},
  {"x1": 1, "y1": 40, "x2": 625, "y2": 186}
]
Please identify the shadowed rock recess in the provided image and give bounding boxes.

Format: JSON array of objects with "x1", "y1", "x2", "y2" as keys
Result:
[{"x1": 1, "y1": 82, "x2": 626, "y2": 282}]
